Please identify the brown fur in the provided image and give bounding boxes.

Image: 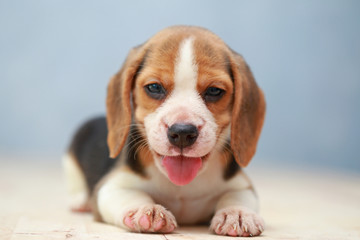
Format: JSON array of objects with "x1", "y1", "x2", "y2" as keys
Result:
[{"x1": 229, "y1": 52, "x2": 266, "y2": 167}]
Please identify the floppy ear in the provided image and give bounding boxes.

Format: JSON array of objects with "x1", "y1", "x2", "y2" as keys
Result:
[
  {"x1": 230, "y1": 51, "x2": 266, "y2": 167},
  {"x1": 106, "y1": 46, "x2": 147, "y2": 158}
]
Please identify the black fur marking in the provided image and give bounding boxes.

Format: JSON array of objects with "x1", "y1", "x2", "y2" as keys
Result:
[
  {"x1": 224, "y1": 155, "x2": 241, "y2": 180},
  {"x1": 124, "y1": 124, "x2": 146, "y2": 176},
  {"x1": 223, "y1": 141, "x2": 241, "y2": 180},
  {"x1": 68, "y1": 116, "x2": 117, "y2": 194}
]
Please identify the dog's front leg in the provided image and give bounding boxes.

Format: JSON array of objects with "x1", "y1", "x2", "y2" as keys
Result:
[
  {"x1": 96, "y1": 176, "x2": 177, "y2": 233},
  {"x1": 210, "y1": 189, "x2": 265, "y2": 237}
]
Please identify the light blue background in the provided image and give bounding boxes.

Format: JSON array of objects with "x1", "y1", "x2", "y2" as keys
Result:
[{"x1": 1, "y1": 1, "x2": 359, "y2": 171}]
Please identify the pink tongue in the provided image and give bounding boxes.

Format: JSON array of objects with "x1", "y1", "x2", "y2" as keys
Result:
[{"x1": 163, "y1": 156, "x2": 202, "y2": 186}]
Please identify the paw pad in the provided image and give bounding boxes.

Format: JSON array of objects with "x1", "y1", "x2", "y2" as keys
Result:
[
  {"x1": 123, "y1": 204, "x2": 177, "y2": 233},
  {"x1": 210, "y1": 206, "x2": 265, "y2": 237}
]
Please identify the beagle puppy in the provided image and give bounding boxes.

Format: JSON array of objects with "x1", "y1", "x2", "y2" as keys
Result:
[{"x1": 63, "y1": 25, "x2": 266, "y2": 237}]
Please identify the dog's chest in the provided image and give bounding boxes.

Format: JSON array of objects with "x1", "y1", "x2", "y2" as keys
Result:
[
  {"x1": 153, "y1": 189, "x2": 220, "y2": 224},
  {"x1": 144, "y1": 163, "x2": 226, "y2": 224}
]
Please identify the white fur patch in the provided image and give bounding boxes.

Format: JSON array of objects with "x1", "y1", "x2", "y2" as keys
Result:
[
  {"x1": 144, "y1": 38, "x2": 217, "y2": 160},
  {"x1": 62, "y1": 154, "x2": 88, "y2": 209},
  {"x1": 174, "y1": 38, "x2": 198, "y2": 91}
]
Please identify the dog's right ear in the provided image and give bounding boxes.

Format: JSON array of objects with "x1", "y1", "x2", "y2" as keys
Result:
[{"x1": 106, "y1": 45, "x2": 147, "y2": 158}]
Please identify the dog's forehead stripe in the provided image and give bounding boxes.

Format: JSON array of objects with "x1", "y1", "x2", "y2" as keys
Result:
[{"x1": 173, "y1": 38, "x2": 198, "y2": 91}]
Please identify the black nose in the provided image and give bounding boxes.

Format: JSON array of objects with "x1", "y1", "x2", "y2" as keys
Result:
[{"x1": 167, "y1": 124, "x2": 198, "y2": 149}]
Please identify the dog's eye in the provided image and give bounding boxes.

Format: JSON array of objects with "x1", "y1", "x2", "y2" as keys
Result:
[
  {"x1": 204, "y1": 87, "x2": 225, "y2": 102},
  {"x1": 144, "y1": 83, "x2": 166, "y2": 100}
]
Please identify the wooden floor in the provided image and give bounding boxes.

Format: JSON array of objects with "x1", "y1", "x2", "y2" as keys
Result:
[{"x1": 1, "y1": 156, "x2": 359, "y2": 240}]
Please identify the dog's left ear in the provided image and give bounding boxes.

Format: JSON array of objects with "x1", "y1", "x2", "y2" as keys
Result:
[
  {"x1": 229, "y1": 51, "x2": 266, "y2": 167},
  {"x1": 106, "y1": 45, "x2": 147, "y2": 158}
]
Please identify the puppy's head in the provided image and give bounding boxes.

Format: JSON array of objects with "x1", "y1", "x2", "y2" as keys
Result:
[{"x1": 106, "y1": 26, "x2": 265, "y2": 185}]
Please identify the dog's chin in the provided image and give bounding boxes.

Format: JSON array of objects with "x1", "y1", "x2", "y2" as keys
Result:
[{"x1": 152, "y1": 151, "x2": 210, "y2": 186}]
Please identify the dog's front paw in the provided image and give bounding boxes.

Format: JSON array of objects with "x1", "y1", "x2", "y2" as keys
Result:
[
  {"x1": 122, "y1": 204, "x2": 177, "y2": 233},
  {"x1": 210, "y1": 206, "x2": 265, "y2": 237}
]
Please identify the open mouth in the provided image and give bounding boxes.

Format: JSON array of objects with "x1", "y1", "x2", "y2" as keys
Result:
[{"x1": 157, "y1": 153, "x2": 210, "y2": 186}]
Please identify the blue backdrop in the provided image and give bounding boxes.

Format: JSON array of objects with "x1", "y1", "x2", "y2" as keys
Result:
[{"x1": 1, "y1": 0, "x2": 359, "y2": 171}]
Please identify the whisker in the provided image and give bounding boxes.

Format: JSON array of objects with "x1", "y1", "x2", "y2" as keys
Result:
[
  {"x1": 134, "y1": 139, "x2": 149, "y2": 156},
  {"x1": 214, "y1": 133, "x2": 232, "y2": 154},
  {"x1": 134, "y1": 141, "x2": 150, "y2": 158},
  {"x1": 122, "y1": 134, "x2": 143, "y2": 149}
]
